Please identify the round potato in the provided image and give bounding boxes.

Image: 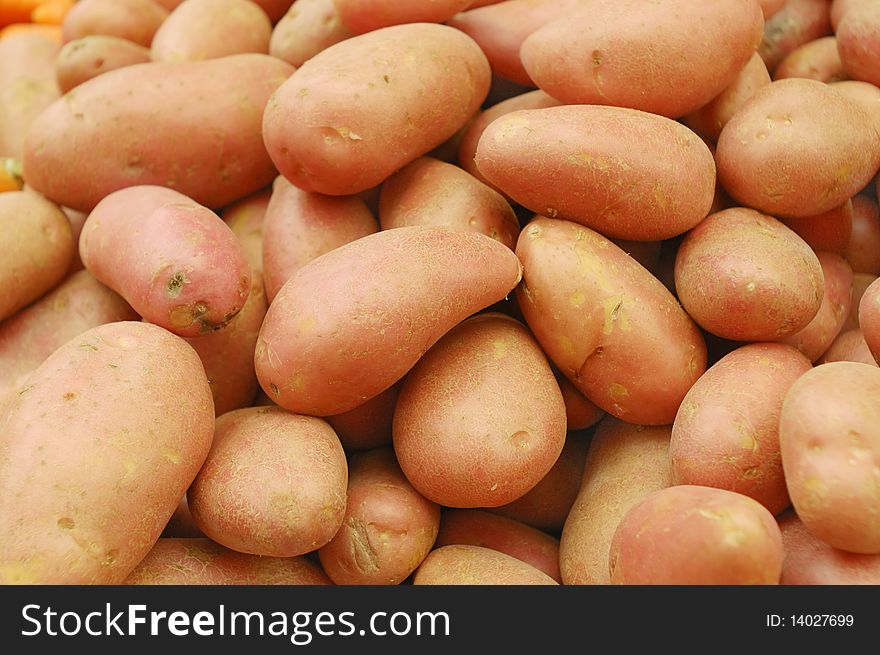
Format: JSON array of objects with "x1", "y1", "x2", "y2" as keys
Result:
[
  {"x1": 61, "y1": 0, "x2": 169, "y2": 47},
  {"x1": 759, "y1": 0, "x2": 833, "y2": 73},
  {"x1": 819, "y1": 328, "x2": 877, "y2": 366},
  {"x1": 413, "y1": 545, "x2": 558, "y2": 585},
  {"x1": 269, "y1": 0, "x2": 352, "y2": 68},
  {"x1": 774, "y1": 36, "x2": 847, "y2": 82},
  {"x1": 55, "y1": 36, "x2": 151, "y2": 93}
]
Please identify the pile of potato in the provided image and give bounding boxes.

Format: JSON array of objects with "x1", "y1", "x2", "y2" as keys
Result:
[{"x1": 2, "y1": 0, "x2": 880, "y2": 586}]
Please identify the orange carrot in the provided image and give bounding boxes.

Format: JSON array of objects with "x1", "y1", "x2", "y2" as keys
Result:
[
  {"x1": 0, "y1": 21, "x2": 61, "y2": 41},
  {"x1": 31, "y1": 0, "x2": 74, "y2": 25}
]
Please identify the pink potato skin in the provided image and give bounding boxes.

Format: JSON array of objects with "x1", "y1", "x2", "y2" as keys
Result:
[
  {"x1": 413, "y1": 545, "x2": 558, "y2": 585},
  {"x1": 831, "y1": 80, "x2": 880, "y2": 135},
  {"x1": 79, "y1": 186, "x2": 251, "y2": 337},
  {"x1": 24, "y1": 55, "x2": 294, "y2": 212},
  {"x1": 269, "y1": 0, "x2": 353, "y2": 68},
  {"x1": 255, "y1": 227, "x2": 522, "y2": 416},
  {"x1": 837, "y1": 3, "x2": 880, "y2": 87},
  {"x1": 56, "y1": 36, "x2": 151, "y2": 94},
  {"x1": 325, "y1": 384, "x2": 400, "y2": 451},
  {"x1": 819, "y1": 328, "x2": 878, "y2": 366},
  {"x1": 774, "y1": 36, "x2": 847, "y2": 82},
  {"x1": 221, "y1": 188, "x2": 271, "y2": 275},
  {"x1": 845, "y1": 194, "x2": 880, "y2": 275},
  {"x1": 61, "y1": 0, "x2": 170, "y2": 47},
  {"x1": 333, "y1": 0, "x2": 472, "y2": 34},
  {"x1": 779, "y1": 200, "x2": 853, "y2": 256},
  {"x1": 671, "y1": 343, "x2": 812, "y2": 514},
  {"x1": 760, "y1": 0, "x2": 832, "y2": 74},
  {"x1": 0, "y1": 322, "x2": 215, "y2": 584}
]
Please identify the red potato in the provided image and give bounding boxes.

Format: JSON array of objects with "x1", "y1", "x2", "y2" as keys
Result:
[
  {"x1": 759, "y1": 0, "x2": 832, "y2": 73},
  {"x1": 671, "y1": 343, "x2": 812, "y2": 514},
  {"x1": 161, "y1": 496, "x2": 203, "y2": 538},
  {"x1": 379, "y1": 157, "x2": 519, "y2": 250},
  {"x1": 609, "y1": 486, "x2": 784, "y2": 585},
  {"x1": 520, "y1": 0, "x2": 764, "y2": 118},
  {"x1": 832, "y1": 0, "x2": 870, "y2": 31},
  {"x1": 221, "y1": 188, "x2": 271, "y2": 276},
  {"x1": 79, "y1": 186, "x2": 251, "y2": 337},
  {"x1": 774, "y1": 36, "x2": 847, "y2": 82},
  {"x1": 62, "y1": 0, "x2": 169, "y2": 47},
  {"x1": 837, "y1": 3, "x2": 880, "y2": 87},
  {"x1": 845, "y1": 194, "x2": 880, "y2": 275},
  {"x1": 476, "y1": 106, "x2": 716, "y2": 241},
  {"x1": 781, "y1": 252, "x2": 853, "y2": 362},
  {"x1": 780, "y1": 362, "x2": 880, "y2": 554},
  {"x1": 55, "y1": 36, "x2": 151, "y2": 93},
  {"x1": 333, "y1": 0, "x2": 472, "y2": 34},
  {"x1": 683, "y1": 53, "x2": 771, "y2": 144},
  {"x1": 151, "y1": 0, "x2": 273, "y2": 62},
  {"x1": 250, "y1": 0, "x2": 295, "y2": 22},
  {"x1": 0, "y1": 322, "x2": 214, "y2": 584},
  {"x1": 413, "y1": 545, "x2": 558, "y2": 585},
  {"x1": 516, "y1": 218, "x2": 707, "y2": 426},
  {"x1": 24, "y1": 54, "x2": 294, "y2": 212},
  {"x1": 845, "y1": 273, "x2": 878, "y2": 330},
  {"x1": 188, "y1": 407, "x2": 348, "y2": 557},
  {"x1": 819, "y1": 328, "x2": 877, "y2": 366},
  {"x1": 435, "y1": 510, "x2": 561, "y2": 582},
  {"x1": 318, "y1": 449, "x2": 440, "y2": 585},
  {"x1": 269, "y1": 0, "x2": 353, "y2": 68},
  {"x1": 779, "y1": 512, "x2": 880, "y2": 584},
  {"x1": 0, "y1": 191, "x2": 74, "y2": 322},
  {"x1": 325, "y1": 384, "x2": 399, "y2": 451},
  {"x1": 261, "y1": 176, "x2": 377, "y2": 303},
  {"x1": 255, "y1": 227, "x2": 522, "y2": 416},
  {"x1": 125, "y1": 539, "x2": 331, "y2": 585},
  {"x1": 263, "y1": 23, "x2": 490, "y2": 196},
  {"x1": 779, "y1": 200, "x2": 853, "y2": 255},
  {"x1": 0, "y1": 271, "x2": 138, "y2": 398},
  {"x1": 557, "y1": 376, "x2": 604, "y2": 431},
  {"x1": 832, "y1": 81, "x2": 880, "y2": 140}
]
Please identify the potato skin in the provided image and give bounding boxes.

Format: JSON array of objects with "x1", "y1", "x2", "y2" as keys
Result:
[
  {"x1": 125, "y1": 539, "x2": 332, "y2": 585},
  {"x1": 819, "y1": 328, "x2": 877, "y2": 366},
  {"x1": 0, "y1": 322, "x2": 214, "y2": 584},
  {"x1": 270, "y1": 0, "x2": 352, "y2": 68},
  {"x1": 671, "y1": 343, "x2": 811, "y2": 514},
  {"x1": 832, "y1": 80, "x2": 880, "y2": 134},
  {"x1": 55, "y1": 36, "x2": 150, "y2": 94},
  {"x1": 221, "y1": 188, "x2": 271, "y2": 276},
  {"x1": 520, "y1": 0, "x2": 764, "y2": 118},
  {"x1": 774, "y1": 36, "x2": 847, "y2": 82},
  {"x1": 716, "y1": 78, "x2": 880, "y2": 218},
  {"x1": 779, "y1": 200, "x2": 853, "y2": 256},
  {"x1": 79, "y1": 186, "x2": 251, "y2": 337},
  {"x1": 780, "y1": 362, "x2": 880, "y2": 554},
  {"x1": 325, "y1": 384, "x2": 399, "y2": 451},
  {"x1": 760, "y1": 0, "x2": 832, "y2": 73},
  {"x1": 516, "y1": 218, "x2": 706, "y2": 425},
  {"x1": 334, "y1": 0, "x2": 471, "y2": 34},
  {"x1": 837, "y1": 3, "x2": 880, "y2": 87},
  {"x1": 674, "y1": 208, "x2": 824, "y2": 341},
  {"x1": 413, "y1": 545, "x2": 558, "y2": 585},
  {"x1": 24, "y1": 54, "x2": 294, "y2": 212},
  {"x1": 255, "y1": 227, "x2": 522, "y2": 416},
  {"x1": 860, "y1": 277, "x2": 880, "y2": 359},
  {"x1": 318, "y1": 448, "x2": 440, "y2": 585},
  {"x1": 845, "y1": 194, "x2": 880, "y2": 275},
  {"x1": 262, "y1": 23, "x2": 490, "y2": 196},
  {"x1": 560, "y1": 420, "x2": 672, "y2": 585},
  {"x1": 62, "y1": 0, "x2": 169, "y2": 47},
  {"x1": 609, "y1": 486, "x2": 784, "y2": 584},
  {"x1": 188, "y1": 407, "x2": 348, "y2": 557},
  {"x1": 476, "y1": 106, "x2": 716, "y2": 241}
]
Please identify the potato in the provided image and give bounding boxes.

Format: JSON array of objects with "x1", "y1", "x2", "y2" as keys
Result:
[
  {"x1": 325, "y1": 384, "x2": 399, "y2": 451},
  {"x1": 435, "y1": 510, "x2": 560, "y2": 582},
  {"x1": 845, "y1": 194, "x2": 880, "y2": 275},
  {"x1": 780, "y1": 362, "x2": 880, "y2": 553},
  {"x1": 760, "y1": 0, "x2": 832, "y2": 73},
  {"x1": 61, "y1": 0, "x2": 169, "y2": 47},
  {"x1": 845, "y1": 273, "x2": 878, "y2": 330},
  {"x1": 55, "y1": 35, "x2": 151, "y2": 93},
  {"x1": 255, "y1": 227, "x2": 521, "y2": 416},
  {"x1": 221, "y1": 188, "x2": 271, "y2": 275},
  {"x1": 682, "y1": 53, "x2": 771, "y2": 144},
  {"x1": 394, "y1": 313, "x2": 566, "y2": 508},
  {"x1": 832, "y1": 0, "x2": 868, "y2": 30},
  {"x1": 559, "y1": 419, "x2": 672, "y2": 585},
  {"x1": 516, "y1": 218, "x2": 706, "y2": 425},
  {"x1": 263, "y1": 23, "x2": 490, "y2": 196},
  {"x1": 24, "y1": 54, "x2": 293, "y2": 211},
  {"x1": 819, "y1": 328, "x2": 877, "y2": 366},
  {"x1": 781, "y1": 252, "x2": 853, "y2": 362},
  {"x1": 318, "y1": 448, "x2": 440, "y2": 585},
  {"x1": 837, "y1": 2, "x2": 880, "y2": 87},
  {"x1": 151, "y1": 0, "x2": 272, "y2": 62},
  {"x1": 379, "y1": 157, "x2": 519, "y2": 250},
  {"x1": 269, "y1": 0, "x2": 352, "y2": 68},
  {"x1": 831, "y1": 80, "x2": 880, "y2": 134},
  {"x1": 125, "y1": 539, "x2": 331, "y2": 585},
  {"x1": 79, "y1": 186, "x2": 251, "y2": 337},
  {"x1": 334, "y1": 0, "x2": 471, "y2": 34},
  {"x1": 609, "y1": 486, "x2": 784, "y2": 584},
  {"x1": 671, "y1": 343, "x2": 811, "y2": 514},
  {"x1": 674, "y1": 208, "x2": 824, "y2": 341},
  {"x1": 188, "y1": 407, "x2": 347, "y2": 557},
  {"x1": 0, "y1": 321, "x2": 214, "y2": 584},
  {"x1": 520, "y1": 0, "x2": 763, "y2": 118},
  {"x1": 774, "y1": 36, "x2": 847, "y2": 82},
  {"x1": 557, "y1": 376, "x2": 604, "y2": 431},
  {"x1": 860, "y1": 276, "x2": 880, "y2": 360},
  {"x1": 262, "y1": 175, "x2": 377, "y2": 303},
  {"x1": 779, "y1": 512, "x2": 880, "y2": 584},
  {"x1": 0, "y1": 270, "x2": 138, "y2": 398},
  {"x1": 779, "y1": 200, "x2": 853, "y2": 255},
  {"x1": 413, "y1": 545, "x2": 558, "y2": 585},
  {"x1": 716, "y1": 79, "x2": 880, "y2": 218},
  {"x1": 0, "y1": 191, "x2": 74, "y2": 322}
]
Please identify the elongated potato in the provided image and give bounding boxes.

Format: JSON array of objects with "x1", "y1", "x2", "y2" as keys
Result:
[
  {"x1": 520, "y1": 0, "x2": 764, "y2": 117},
  {"x1": 325, "y1": 384, "x2": 399, "y2": 451},
  {"x1": 24, "y1": 54, "x2": 293, "y2": 211},
  {"x1": 188, "y1": 407, "x2": 348, "y2": 557},
  {"x1": 221, "y1": 188, "x2": 271, "y2": 275},
  {"x1": 760, "y1": 0, "x2": 832, "y2": 73},
  {"x1": 0, "y1": 322, "x2": 214, "y2": 584},
  {"x1": 610, "y1": 485, "x2": 784, "y2": 584},
  {"x1": 334, "y1": 0, "x2": 471, "y2": 34},
  {"x1": 516, "y1": 218, "x2": 706, "y2": 425},
  {"x1": 79, "y1": 186, "x2": 251, "y2": 337},
  {"x1": 263, "y1": 23, "x2": 490, "y2": 196},
  {"x1": 55, "y1": 35, "x2": 151, "y2": 93},
  {"x1": 819, "y1": 328, "x2": 877, "y2": 366},
  {"x1": 125, "y1": 539, "x2": 331, "y2": 585},
  {"x1": 413, "y1": 545, "x2": 558, "y2": 585},
  {"x1": 560, "y1": 420, "x2": 672, "y2": 585},
  {"x1": 270, "y1": 0, "x2": 352, "y2": 67},
  {"x1": 318, "y1": 449, "x2": 440, "y2": 585},
  {"x1": 61, "y1": 0, "x2": 169, "y2": 47},
  {"x1": 671, "y1": 343, "x2": 811, "y2": 514},
  {"x1": 846, "y1": 194, "x2": 880, "y2": 275},
  {"x1": 775, "y1": 36, "x2": 847, "y2": 82},
  {"x1": 779, "y1": 201, "x2": 853, "y2": 255},
  {"x1": 0, "y1": 271, "x2": 138, "y2": 398},
  {"x1": 476, "y1": 106, "x2": 716, "y2": 241},
  {"x1": 255, "y1": 227, "x2": 522, "y2": 416}
]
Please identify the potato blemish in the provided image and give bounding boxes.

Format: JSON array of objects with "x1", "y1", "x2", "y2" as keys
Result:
[
  {"x1": 166, "y1": 271, "x2": 189, "y2": 298},
  {"x1": 57, "y1": 517, "x2": 75, "y2": 531}
]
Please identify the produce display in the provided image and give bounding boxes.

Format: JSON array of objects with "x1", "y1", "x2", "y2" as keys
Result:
[{"x1": 1, "y1": 0, "x2": 880, "y2": 587}]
